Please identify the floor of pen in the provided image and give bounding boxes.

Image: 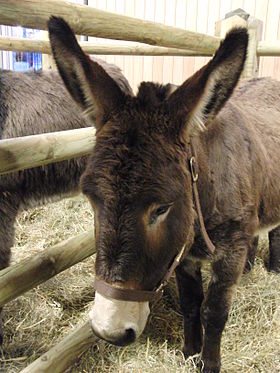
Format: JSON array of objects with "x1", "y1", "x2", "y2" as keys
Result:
[{"x1": 1, "y1": 195, "x2": 279, "y2": 373}]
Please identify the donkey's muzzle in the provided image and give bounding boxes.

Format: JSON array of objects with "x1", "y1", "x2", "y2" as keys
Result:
[
  {"x1": 91, "y1": 323, "x2": 136, "y2": 346},
  {"x1": 89, "y1": 291, "x2": 150, "y2": 347}
]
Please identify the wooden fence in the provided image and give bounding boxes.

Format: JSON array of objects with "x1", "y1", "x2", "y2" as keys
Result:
[
  {"x1": 0, "y1": 1, "x2": 279, "y2": 372},
  {"x1": 0, "y1": 127, "x2": 95, "y2": 175},
  {"x1": 0, "y1": 34, "x2": 279, "y2": 57}
]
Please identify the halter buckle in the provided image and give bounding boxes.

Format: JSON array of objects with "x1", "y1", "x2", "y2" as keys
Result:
[{"x1": 189, "y1": 156, "x2": 198, "y2": 182}]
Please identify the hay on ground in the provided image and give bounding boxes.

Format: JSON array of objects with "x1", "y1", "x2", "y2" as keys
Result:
[{"x1": 0, "y1": 195, "x2": 279, "y2": 373}]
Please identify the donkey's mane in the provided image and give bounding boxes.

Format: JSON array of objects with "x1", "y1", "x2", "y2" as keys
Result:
[{"x1": 136, "y1": 82, "x2": 172, "y2": 109}]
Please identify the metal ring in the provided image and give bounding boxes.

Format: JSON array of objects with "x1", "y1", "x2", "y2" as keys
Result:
[{"x1": 190, "y1": 156, "x2": 198, "y2": 182}]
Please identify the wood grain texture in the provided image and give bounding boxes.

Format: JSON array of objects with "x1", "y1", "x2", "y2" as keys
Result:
[
  {"x1": 20, "y1": 322, "x2": 98, "y2": 373},
  {"x1": 0, "y1": 127, "x2": 95, "y2": 175},
  {"x1": 0, "y1": 0, "x2": 220, "y2": 52},
  {"x1": 0, "y1": 36, "x2": 211, "y2": 56},
  {"x1": 0, "y1": 231, "x2": 95, "y2": 307}
]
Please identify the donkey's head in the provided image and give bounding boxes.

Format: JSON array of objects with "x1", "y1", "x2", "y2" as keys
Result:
[{"x1": 48, "y1": 17, "x2": 248, "y2": 346}]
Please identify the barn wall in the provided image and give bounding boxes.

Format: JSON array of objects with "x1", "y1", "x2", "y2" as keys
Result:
[{"x1": 88, "y1": 0, "x2": 280, "y2": 92}]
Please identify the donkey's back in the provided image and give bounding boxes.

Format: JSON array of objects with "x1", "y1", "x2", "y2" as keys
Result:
[
  {"x1": 206, "y1": 77, "x2": 280, "y2": 237},
  {"x1": 237, "y1": 78, "x2": 280, "y2": 229},
  {"x1": 0, "y1": 69, "x2": 90, "y2": 139},
  {"x1": 0, "y1": 69, "x2": 91, "y2": 208}
]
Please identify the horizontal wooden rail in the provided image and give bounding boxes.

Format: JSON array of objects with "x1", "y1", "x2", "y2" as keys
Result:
[
  {"x1": 20, "y1": 322, "x2": 97, "y2": 373},
  {"x1": 0, "y1": 36, "x2": 211, "y2": 56},
  {"x1": 0, "y1": 127, "x2": 95, "y2": 175},
  {"x1": 4, "y1": 37, "x2": 280, "y2": 58},
  {"x1": 257, "y1": 41, "x2": 280, "y2": 56},
  {"x1": 0, "y1": 36, "x2": 52, "y2": 54},
  {"x1": 1, "y1": 9, "x2": 280, "y2": 58},
  {"x1": 0, "y1": 230, "x2": 95, "y2": 307},
  {"x1": 0, "y1": 0, "x2": 220, "y2": 54}
]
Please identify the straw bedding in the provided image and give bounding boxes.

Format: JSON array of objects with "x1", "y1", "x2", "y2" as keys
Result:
[{"x1": 1, "y1": 195, "x2": 279, "y2": 373}]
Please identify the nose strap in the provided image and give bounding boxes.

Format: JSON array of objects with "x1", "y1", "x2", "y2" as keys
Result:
[
  {"x1": 93, "y1": 278, "x2": 163, "y2": 302},
  {"x1": 93, "y1": 244, "x2": 187, "y2": 303}
]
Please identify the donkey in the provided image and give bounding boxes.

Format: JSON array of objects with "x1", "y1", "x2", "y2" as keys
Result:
[
  {"x1": 0, "y1": 36, "x2": 264, "y2": 353},
  {"x1": 0, "y1": 57, "x2": 132, "y2": 343},
  {"x1": 47, "y1": 16, "x2": 280, "y2": 372}
]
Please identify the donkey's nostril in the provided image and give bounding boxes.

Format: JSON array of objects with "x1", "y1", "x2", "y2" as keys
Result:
[
  {"x1": 105, "y1": 327, "x2": 136, "y2": 346},
  {"x1": 90, "y1": 322, "x2": 136, "y2": 346},
  {"x1": 124, "y1": 328, "x2": 136, "y2": 344}
]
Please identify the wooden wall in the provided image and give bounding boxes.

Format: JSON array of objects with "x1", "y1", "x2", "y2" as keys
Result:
[{"x1": 87, "y1": 0, "x2": 280, "y2": 92}]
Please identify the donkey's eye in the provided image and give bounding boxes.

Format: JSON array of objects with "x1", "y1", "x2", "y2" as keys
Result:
[
  {"x1": 149, "y1": 204, "x2": 172, "y2": 225},
  {"x1": 154, "y1": 205, "x2": 170, "y2": 216}
]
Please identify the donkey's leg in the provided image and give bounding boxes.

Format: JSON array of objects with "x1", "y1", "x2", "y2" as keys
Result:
[
  {"x1": 268, "y1": 226, "x2": 280, "y2": 273},
  {"x1": 200, "y1": 239, "x2": 247, "y2": 373},
  {"x1": 0, "y1": 194, "x2": 19, "y2": 345},
  {"x1": 175, "y1": 258, "x2": 204, "y2": 358},
  {"x1": 244, "y1": 236, "x2": 258, "y2": 273}
]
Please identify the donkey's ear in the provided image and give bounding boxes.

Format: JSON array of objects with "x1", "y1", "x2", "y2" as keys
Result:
[
  {"x1": 48, "y1": 16, "x2": 126, "y2": 130},
  {"x1": 167, "y1": 28, "x2": 248, "y2": 137}
]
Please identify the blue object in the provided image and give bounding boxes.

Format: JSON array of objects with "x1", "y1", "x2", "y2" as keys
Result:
[{"x1": 12, "y1": 27, "x2": 42, "y2": 71}]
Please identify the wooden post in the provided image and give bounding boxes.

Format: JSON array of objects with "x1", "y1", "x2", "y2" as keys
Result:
[
  {"x1": 20, "y1": 322, "x2": 97, "y2": 373},
  {"x1": 215, "y1": 14, "x2": 247, "y2": 38},
  {"x1": 0, "y1": 127, "x2": 96, "y2": 175},
  {"x1": 215, "y1": 9, "x2": 263, "y2": 79},
  {"x1": 257, "y1": 41, "x2": 280, "y2": 56},
  {"x1": 0, "y1": 230, "x2": 95, "y2": 307},
  {"x1": 5, "y1": 35, "x2": 279, "y2": 57},
  {"x1": 242, "y1": 17, "x2": 263, "y2": 78},
  {"x1": 0, "y1": 0, "x2": 220, "y2": 54},
  {"x1": 0, "y1": 36, "x2": 212, "y2": 57}
]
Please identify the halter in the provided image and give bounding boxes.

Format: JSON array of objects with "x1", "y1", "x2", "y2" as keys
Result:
[{"x1": 93, "y1": 144, "x2": 216, "y2": 302}]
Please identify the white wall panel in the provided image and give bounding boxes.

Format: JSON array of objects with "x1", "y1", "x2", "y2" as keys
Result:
[{"x1": 74, "y1": 0, "x2": 280, "y2": 89}]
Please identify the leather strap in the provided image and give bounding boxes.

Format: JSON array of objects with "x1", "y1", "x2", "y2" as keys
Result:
[
  {"x1": 189, "y1": 150, "x2": 216, "y2": 255},
  {"x1": 155, "y1": 243, "x2": 187, "y2": 294},
  {"x1": 93, "y1": 278, "x2": 163, "y2": 302},
  {"x1": 93, "y1": 242, "x2": 187, "y2": 302}
]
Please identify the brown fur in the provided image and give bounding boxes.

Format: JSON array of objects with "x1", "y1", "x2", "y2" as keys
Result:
[{"x1": 38, "y1": 17, "x2": 280, "y2": 372}]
